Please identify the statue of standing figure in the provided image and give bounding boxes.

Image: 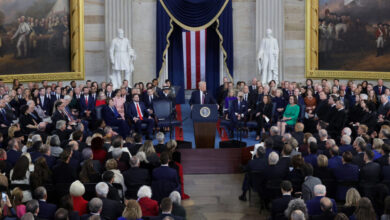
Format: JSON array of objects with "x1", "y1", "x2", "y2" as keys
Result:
[
  {"x1": 257, "y1": 28, "x2": 279, "y2": 85},
  {"x1": 109, "y1": 28, "x2": 136, "y2": 89}
]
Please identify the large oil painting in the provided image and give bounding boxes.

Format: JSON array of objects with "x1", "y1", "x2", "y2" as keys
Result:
[
  {"x1": 0, "y1": 0, "x2": 84, "y2": 82},
  {"x1": 318, "y1": 0, "x2": 390, "y2": 71}
]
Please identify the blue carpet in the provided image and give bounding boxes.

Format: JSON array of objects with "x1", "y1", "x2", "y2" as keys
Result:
[{"x1": 160, "y1": 104, "x2": 259, "y2": 149}]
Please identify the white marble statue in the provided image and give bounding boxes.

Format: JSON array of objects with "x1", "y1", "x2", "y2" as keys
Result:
[
  {"x1": 109, "y1": 28, "x2": 136, "y2": 89},
  {"x1": 257, "y1": 28, "x2": 279, "y2": 85}
]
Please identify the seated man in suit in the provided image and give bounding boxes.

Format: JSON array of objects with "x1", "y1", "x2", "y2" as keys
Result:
[
  {"x1": 359, "y1": 150, "x2": 381, "y2": 197},
  {"x1": 95, "y1": 182, "x2": 124, "y2": 220},
  {"x1": 228, "y1": 91, "x2": 248, "y2": 138},
  {"x1": 151, "y1": 197, "x2": 183, "y2": 220},
  {"x1": 143, "y1": 87, "x2": 156, "y2": 112},
  {"x1": 80, "y1": 87, "x2": 95, "y2": 118},
  {"x1": 305, "y1": 184, "x2": 337, "y2": 216},
  {"x1": 6, "y1": 139, "x2": 22, "y2": 167},
  {"x1": 311, "y1": 197, "x2": 337, "y2": 220},
  {"x1": 332, "y1": 151, "x2": 359, "y2": 200},
  {"x1": 102, "y1": 98, "x2": 130, "y2": 138},
  {"x1": 123, "y1": 156, "x2": 150, "y2": 199},
  {"x1": 81, "y1": 198, "x2": 103, "y2": 220},
  {"x1": 34, "y1": 186, "x2": 57, "y2": 220},
  {"x1": 38, "y1": 87, "x2": 51, "y2": 114},
  {"x1": 378, "y1": 94, "x2": 390, "y2": 122},
  {"x1": 189, "y1": 81, "x2": 216, "y2": 106},
  {"x1": 125, "y1": 94, "x2": 154, "y2": 140},
  {"x1": 0, "y1": 99, "x2": 12, "y2": 135},
  {"x1": 152, "y1": 152, "x2": 181, "y2": 203},
  {"x1": 271, "y1": 180, "x2": 293, "y2": 220}
]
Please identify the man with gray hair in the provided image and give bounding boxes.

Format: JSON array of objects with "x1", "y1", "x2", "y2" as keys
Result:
[
  {"x1": 270, "y1": 126, "x2": 284, "y2": 152},
  {"x1": 352, "y1": 136, "x2": 366, "y2": 168},
  {"x1": 39, "y1": 144, "x2": 56, "y2": 169},
  {"x1": 305, "y1": 184, "x2": 337, "y2": 216},
  {"x1": 81, "y1": 197, "x2": 103, "y2": 219},
  {"x1": 169, "y1": 191, "x2": 186, "y2": 219},
  {"x1": 34, "y1": 186, "x2": 57, "y2": 220},
  {"x1": 81, "y1": 148, "x2": 102, "y2": 173},
  {"x1": 155, "y1": 132, "x2": 166, "y2": 153},
  {"x1": 317, "y1": 129, "x2": 328, "y2": 151},
  {"x1": 95, "y1": 182, "x2": 123, "y2": 220},
  {"x1": 123, "y1": 156, "x2": 150, "y2": 199},
  {"x1": 52, "y1": 119, "x2": 72, "y2": 143},
  {"x1": 339, "y1": 135, "x2": 353, "y2": 154},
  {"x1": 25, "y1": 200, "x2": 40, "y2": 218}
]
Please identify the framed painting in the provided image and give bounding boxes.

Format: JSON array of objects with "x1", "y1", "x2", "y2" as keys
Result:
[
  {"x1": 0, "y1": 0, "x2": 84, "y2": 82},
  {"x1": 306, "y1": 0, "x2": 390, "y2": 79}
]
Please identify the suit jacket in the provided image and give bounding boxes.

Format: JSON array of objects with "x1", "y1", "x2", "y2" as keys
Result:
[
  {"x1": 333, "y1": 163, "x2": 359, "y2": 200},
  {"x1": 143, "y1": 95, "x2": 156, "y2": 110},
  {"x1": 377, "y1": 101, "x2": 390, "y2": 116},
  {"x1": 302, "y1": 176, "x2": 322, "y2": 201},
  {"x1": 152, "y1": 166, "x2": 180, "y2": 202},
  {"x1": 352, "y1": 152, "x2": 365, "y2": 168},
  {"x1": 79, "y1": 94, "x2": 95, "y2": 114},
  {"x1": 6, "y1": 149, "x2": 22, "y2": 167},
  {"x1": 306, "y1": 196, "x2": 337, "y2": 216},
  {"x1": 189, "y1": 90, "x2": 216, "y2": 105},
  {"x1": 51, "y1": 94, "x2": 64, "y2": 104},
  {"x1": 374, "y1": 85, "x2": 388, "y2": 96},
  {"x1": 80, "y1": 214, "x2": 102, "y2": 220},
  {"x1": 100, "y1": 197, "x2": 124, "y2": 220},
  {"x1": 292, "y1": 132, "x2": 304, "y2": 146},
  {"x1": 311, "y1": 210, "x2": 337, "y2": 220},
  {"x1": 249, "y1": 85, "x2": 258, "y2": 94},
  {"x1": 360, "y1": 162, "x2": 381, "y2": 184},
  {"x1": 125, "y1": 101, "x2": 150, "y2": 122},
  {"x1": 271, "y1": 195, "x2": 292, "y2": 220},
  {"x1": 105, "y1": 91, "x2": 114, "y2": 98},
  {"x1": 51, "y1": 110, "x2": 68, "y2": 126},
  {"x1": 106, "y1": 182, "x2": 121, "y2": 202},
  {"x1": 150, "y1": 213, "x2": 184, "y2": 220},
  {"x1": 123, "y1": 167, "x2": 150, "y2": 198},
  {"x1": 38, "y1": 96, "x2": 51, "y2": 113},
  {"x1": 0, "y1": 109, "x2": 11, "y2": 126},
  {"x1": 38, "y1": 200, "x2": 57, "y2": 220},
  {"x1": 52, "y1": 161, "x2": 77, "y2": 184},
  {"x1": 229, "y1": 99, "x2": 248, "y2": 120},
  {"x1": 246, "y1": 157, "x2": 268, "y2": 172},
  {"x1": 264, "y1": 164, "x2": 288, "y2": 181},
  {"x1": 328, "y1": 156, "x2": 342, "y2": 169},
  {"x1": 328, "y1": 108, "x2": 346, "y2": 135},
  {"x1": 339, "y1": 145, "x2": 354, "y2": 154},
  {"x1": 102, "y1": 105, "x2": 121, "y2": 124}
]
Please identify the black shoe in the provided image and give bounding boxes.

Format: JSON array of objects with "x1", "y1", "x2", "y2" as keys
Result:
[{"x1": 239, "y1": 194, "x2": 247, "y2": 201}]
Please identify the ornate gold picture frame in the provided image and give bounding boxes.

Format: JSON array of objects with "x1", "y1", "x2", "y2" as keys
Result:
[
  {"x1": 0, "y1": 0, "x2": 84, "y2": 83},
  {"x1": 305, "y1": 0, "x2": 390, "y2": 80}
]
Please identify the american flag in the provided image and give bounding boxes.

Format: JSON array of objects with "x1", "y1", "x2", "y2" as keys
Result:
[{"x1": 182, "y1": 29, "x2": 207, "y2": 90}]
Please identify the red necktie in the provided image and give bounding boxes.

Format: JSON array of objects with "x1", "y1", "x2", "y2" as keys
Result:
[
  {"x1": 85, "y1": 96, "x2": 88, "y2": 106},
  {"x1": 379, "y1": 87, "x2": 382, "y2": 94},
  {"x1": 136, "y1": 103, "x2": 143, "y2": 120}
]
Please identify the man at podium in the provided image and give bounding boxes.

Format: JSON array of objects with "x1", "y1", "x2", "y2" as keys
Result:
[{"x1": 189, "y1": 81, "x2": 216, "y2": 106}]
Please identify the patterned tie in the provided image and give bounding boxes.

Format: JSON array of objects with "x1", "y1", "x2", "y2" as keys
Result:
[
  {"x1": 136, "y1": 103, "x2": 143, "y2": 120},
  {"x1": 85, "y1": 96, "x2": 88, "y2": 106}
]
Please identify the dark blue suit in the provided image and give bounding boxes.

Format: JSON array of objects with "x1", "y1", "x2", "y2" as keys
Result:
[
  {"x1": 339, "y1": 144, "x2": 354, "y2": 154},
  {"x1": 151, "y1": 166, "x2": 181, "y2": 202},
  {"x1": 7, "y1": 149, "x2": 21, "y2": 167},
  {"x1": 374, "y1": 85, "x2": 388, "y2": 96},
  {"x1": 125, "y1": 101, "x2": 154, "y2": 137},
  {"x1": 229, "y1": 99, "x2": 248, "y2": 132},
  {"x1": 38, "y1": 200, "x2": 57, "y2": 220},
  {"x1": 304, "y1": 154, "x2": 318, "y2": 167},
  {"x1": 43, "y1": 154, "x2": 56, "y2": 169},
  {"x1": 328, "y1": 156, "x2": 342, "y2": 169},
  {"x1": 189, "y1": 90, "x2": 216, "y2": 105},
  {"x1": 79, "y1": 94, "x2": 95, "y2": 116},
  {"x1": 143, "y1": 95, "x2": 155, "y2": 110},
  {"x1": 333, "y1": 163, "x2": 359, "y2": 200},
  {"x1": 306, "y1": 196, "x2": 337, "y2": 216},
  {"x1": 102, "y1": 105, "x2": 130, "y2": 138},
  {"x1": 38, "y1": 96, "x2": 51, "y2": 114}
]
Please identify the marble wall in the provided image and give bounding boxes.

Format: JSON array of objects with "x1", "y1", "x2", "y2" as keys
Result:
[{"x1": 82, "y1": 0, "x2": 306, "y2": 85}]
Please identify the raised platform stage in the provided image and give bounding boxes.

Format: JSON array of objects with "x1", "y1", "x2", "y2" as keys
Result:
[{"x1": 178, "y1": 146, "x2": 254, "y2": 174}]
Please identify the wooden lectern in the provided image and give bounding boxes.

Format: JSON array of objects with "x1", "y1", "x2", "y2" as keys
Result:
[{"x1": 192, "y1": 104, "x2": 218, "y2": 148}]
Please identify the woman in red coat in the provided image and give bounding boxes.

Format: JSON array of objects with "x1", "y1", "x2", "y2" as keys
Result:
[
  {"x1": 91, "y1": 136, "x2": 107, "y2": 164},
  {"x1": 70, "y1": 180, "x2": 88, "y2": 216},
  {"x1": 137, "y1": 185, "x2": 159, "y2": 216}
]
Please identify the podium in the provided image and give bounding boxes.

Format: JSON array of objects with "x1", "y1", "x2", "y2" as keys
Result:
[{"x1": 192, "y1": 104, "x2": 218, "y2": 148}]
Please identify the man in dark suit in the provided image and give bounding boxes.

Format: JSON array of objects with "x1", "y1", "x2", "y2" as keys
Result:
[
  {"x1": 6, "y1": 139, "x2": 22, "y2": 167},
  {"x1": 0, "y1": 99, "x2": 12, "y2": 133},
  {"x1": 152, "y1": 152, "x2": 180, "y2": 203},
  {"x1": 328, "y1": 100, "x2": 346, "y2": 139},
  {"x1": 80, "y1": 87, "x2": 94, "y2": 118},
  {"x1": 95, "y1": 182, "x2": 124, "y2": 220},
  {"x1": 35, "y1": 186, "x2": 57, "y2": 220},
  {"x1": 51, "y1": 86, "x2": 64, "y2": 106},
  {"x1": 81, "y1": 197, "x2": 103, "y2": 220},
  {"x1": 143, "y1": 87, "x2": 156, "y2": 110},
  {"x1": 150, "y1": 198, "x2": 184, "y2": 220},
  {"x1": 228, "y1": 92, "x2": 248, "y2": 137},
  {"x1": 271, "y1": 181, "x2": 293, "y2": 220},
  {"x1": 248, "y1": 77, "x2": 258, "y2": 94},
  {"x1": 292, "y1": 122, "x2": 305, "y2": 146},
  {"x1": 352, "y1": 137, "x2": 366, "y2": 168},
  {"x1": 328, "y1": 146, "x2": 342, "y2": 169},
  {"x1": 270, "y1": 126, "x2": 284, "y2": 153},
  {"x1": 105, "y1": 84, "x2": 114, "y2": 98},
  {"x1": 123, "y1": 156, "x2": 150, "y2": 199},
  {"x1": 125, "y1": 94, "x2": 154, "y2": 139},
  {"x1": 51, "y1": 101, "x2": 69, "y2": 126},
  {"x1": 38, "y1": 88, "x2": 51, "y2": 114},
  {"x1": 332, "y1": 151, "x2": 359, "y2": 200},
  {"x1": 102, "y1": 98, "x2": 130, "y2": 138},
  {"x1": 359, "y1": 150, "x2": 381, "y2": 197},
  {"x1": 378, "y1": 94, "x2": 390, "y2": 120},
  {"x1": 373, "y1": 79, "x2": 388, "y2": 96},
  {"x1": 265, "y1": 152, "x2": 288, "y2": 181},
  {"x1": 189, "y1": 81, "x2": 216, "y2": 106},
  {"x1": 311, "y1": 197, "x2": 337, "y2": 220},
  {"x1": 102, "y1": 171, "x2": 121, "y2": 202},
  {"x1": 339, "y1": 135, "x2": 353, "y2": 154},
  {"x1": 305, "y1": 184, "x2": 337, "y2": 216}
]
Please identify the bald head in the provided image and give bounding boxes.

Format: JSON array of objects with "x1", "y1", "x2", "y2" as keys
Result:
[{"x1": 320, "y1": 197, "x2": 333, "y2": 212}]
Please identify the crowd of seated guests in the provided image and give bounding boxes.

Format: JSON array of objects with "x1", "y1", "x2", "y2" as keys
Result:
[
  {"x1": 234, "y1": 78, "x2": 390, "y2": 219},
  {"x1": 0, "y1": 77, "x2": 189, "y2": 219}
]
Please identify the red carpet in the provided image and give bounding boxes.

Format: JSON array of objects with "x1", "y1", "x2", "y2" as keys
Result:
[
  {"x1": 216, "y1": 119, "x2": 230, "y2": 142},
  {"x1": 175, "y1": 104, "x2": 184, "y2": 141}
]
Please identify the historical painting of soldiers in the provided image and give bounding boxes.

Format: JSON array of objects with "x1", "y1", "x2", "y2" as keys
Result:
[
  {"x1": 0, "y1": 0, "x2": 70, "y2": 75},
  {"x1": 318, "y1": 0, "x2": 390, "y2": 71}
]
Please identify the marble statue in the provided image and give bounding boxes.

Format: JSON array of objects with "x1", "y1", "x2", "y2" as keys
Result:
[
  {"x1": 257, "y1": 28, "x2": 279, "y2": 85},
  {"x1": 109, "y1": 28, "x2": 136, "y2": 89}
]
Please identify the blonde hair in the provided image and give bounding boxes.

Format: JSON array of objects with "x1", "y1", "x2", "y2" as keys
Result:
[
  {"x1": 317, "y1": 154, "x2": 328, "y2": 168},
  {"x1": 122, "y1": 199, "x2": 142, "y2": 219},
  {"x1": 105, "y1": 159, "x2": 118, "y2": 170},
  {"x1": 373, "y1": 138, "x2": 384, "y2": 150},
  {"x1": 11, "y1": 187, "x2": 23, "y2": 207},
  {"x1": 345, "y1": 188, "x2": 361, "y2": 207},
  {"x1": 138, "y1": 140, "x2": 155, "y2": 156},
  {"x1": 166, "y1": 140, "x2": 177, "y2": 152},
  {"x1": 8, "y1": 125, "x2": 19, "y2": 139}
]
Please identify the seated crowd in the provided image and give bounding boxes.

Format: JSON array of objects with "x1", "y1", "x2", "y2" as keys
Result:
[
  {"x1": 0, "y1": 78, "x2": 186, "y2": 220},
  {"x1": 236, "y1": 78, "x2": 390, "y2": 219}
]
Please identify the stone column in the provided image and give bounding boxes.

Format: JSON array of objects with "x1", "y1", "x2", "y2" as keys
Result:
[
  {"x1": 105, "y1": 0, "x2": 133, "y2": 84},
  {"x1": 256, "y1": 0, "x2": 284, "y2": 83}
]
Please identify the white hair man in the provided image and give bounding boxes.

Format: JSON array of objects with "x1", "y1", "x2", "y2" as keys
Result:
[
  {"x1": 305, "y1": 184, "x2": 337, "y2": 216},
  {"x1": 95, "y1": 182, "x2": 124, "y2": 220},
  {"x1": 189, "y1": 81, "x2": 216, "y2": 106},
  {"x1": 339, "y1": 135, "x2": 353, "y2": 154}
]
